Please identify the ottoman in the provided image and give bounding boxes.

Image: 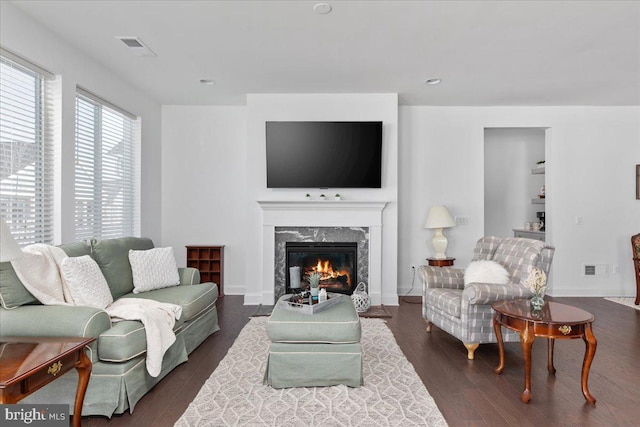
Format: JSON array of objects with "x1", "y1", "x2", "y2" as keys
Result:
[{"x1": 263, "y1": 294, "x2": 363, "y2": 388}]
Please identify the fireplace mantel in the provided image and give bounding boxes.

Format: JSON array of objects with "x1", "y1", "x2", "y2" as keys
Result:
[
  {"x1": 258, "y1": 200, "x2": 388, "y2": 211},
  {"x1": 257, "y1": 200, "x2": 389, "y2": 305}
]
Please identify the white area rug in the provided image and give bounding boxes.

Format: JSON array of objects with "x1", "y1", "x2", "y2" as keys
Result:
[
  {"x1": 175, "y1": 317, "x2": 447, "y2": 426},
  {"x1": 605, "y1": 297, "x2": 640, "y2": 311}
]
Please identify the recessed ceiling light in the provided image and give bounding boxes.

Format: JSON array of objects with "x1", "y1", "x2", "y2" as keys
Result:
[
  {"x1": 199, "y1": 79, "x2": 215, "y2": 85},
  {"x1": 424, "y1": 78, "x2": 441, "y2": 85},
  {"x1": 314, "y1": 3, "x2": 332, "y2": 14}
]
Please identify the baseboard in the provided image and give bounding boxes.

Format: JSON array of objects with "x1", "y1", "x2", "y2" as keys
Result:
[
  {"x1": 222, "y1": 285, "x2": 245, "y2": 296},
  {"x1": 549, "y1": 288, "x2": 636, "y2": 297}
]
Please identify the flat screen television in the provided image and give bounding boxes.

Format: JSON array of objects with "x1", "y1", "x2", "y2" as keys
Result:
[{"x1": 266, "y1": 121, "x2": 382, "y2": 188}]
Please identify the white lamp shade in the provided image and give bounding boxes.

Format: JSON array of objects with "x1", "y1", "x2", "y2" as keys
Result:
[
  {"x1": 0, "y1": 218, "x2": 23, "y2": 262},
  {"x1": 424, "y1": 205, "x2": 456, "y2": 229}
]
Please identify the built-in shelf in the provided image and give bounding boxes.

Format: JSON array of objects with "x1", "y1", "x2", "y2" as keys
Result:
[{"x1": 531, "y1": 198, "x2": 545, "y2": 204}]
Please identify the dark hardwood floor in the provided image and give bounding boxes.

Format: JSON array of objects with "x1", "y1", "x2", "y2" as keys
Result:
[{"x1": 84, "y1": 295, "x2": 640, "y2": 426}]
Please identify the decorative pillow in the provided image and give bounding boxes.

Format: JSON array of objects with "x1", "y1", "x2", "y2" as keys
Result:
[
  {"x1": 129, "y1": 247, "x2": 180, "y2": 294},
  {"x1": 464, "y1": 260, "x2": 510, "y2": 286},
  {"x1": 60, "y1": 255, "x2": 113, "y2": 309}
]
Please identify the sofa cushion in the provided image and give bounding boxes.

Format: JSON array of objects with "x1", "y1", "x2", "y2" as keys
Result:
[
  {"x1": 61, "y1": 255, "x2": 113, "y2": 309},
  {"x1": 98, "y1": 321, "x2": 147, "y2": 362},
  {"x1": 59, "y1": 241, "x2": 92, "y2": 258},
  {"x1": 424, "y1": 288, "x2": 462, "y2": 318},
  {"x1": 119, "y1": 282, "x2": 218, "y2": 321},
  {"x1": 0, "y1": 241, "x2": 92, "y2": 309},
  {"x1": 92, "y1": 237, "x2": 154, "y2": 299},
  {"x1": 0, "y1": 262, "x2": 38, "y2": 309},
  {"x1": 129, "y1": 247, "x2": 180, "y2": 293}
]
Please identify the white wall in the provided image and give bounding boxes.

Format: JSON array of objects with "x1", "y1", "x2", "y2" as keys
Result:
[
  {"x1": 161, "y1": 106, "x2": 247, "y2": 295},
  {"x1": 399, "y1": 106, "x2": 640, "y2": 297},
  {"x1": 484, "y1": 128, "x2": 545, "y2": 237},
  {"x1": 0, "y1": 2, "x2": 162, "y2": 243},
  {"x1": 244, "y1": 94, "x2": 399, "y2": 304}
]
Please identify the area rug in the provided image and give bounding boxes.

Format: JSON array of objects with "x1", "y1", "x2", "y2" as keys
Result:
[
  {"x1": 605, "y1": 297, "x2": 640, "y2": 311},
  {"x1": 175, "y1": 317, "x2": 446, "y2": 426}
]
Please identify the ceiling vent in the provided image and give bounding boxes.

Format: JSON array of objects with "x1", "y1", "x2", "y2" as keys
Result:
[{"x1": 116, "y1": 37, "x2": 156, "y2": 57}]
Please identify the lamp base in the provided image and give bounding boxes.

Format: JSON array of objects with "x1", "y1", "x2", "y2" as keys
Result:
[{"x1": 432, "y1": 228, "x2": 449, "y2": 259}]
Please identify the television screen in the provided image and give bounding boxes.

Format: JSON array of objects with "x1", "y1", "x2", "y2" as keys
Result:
[{"x1": 266, "y1": 121, "x2": 382, "y2": 188}]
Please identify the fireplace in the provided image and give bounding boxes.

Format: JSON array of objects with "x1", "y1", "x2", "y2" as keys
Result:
[{"x1": 285, "y1": 242, "x2": 357, "y2": 295}]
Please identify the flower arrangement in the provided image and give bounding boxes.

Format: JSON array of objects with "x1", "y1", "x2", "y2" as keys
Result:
[
  {"x1": 308, "y1": 271, "x2": 322, "y2": 288},
  {"x1": 524, "y1": 267, "x2": 547, "y2": 310}
]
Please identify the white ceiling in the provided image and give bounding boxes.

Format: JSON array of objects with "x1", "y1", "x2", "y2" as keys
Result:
[{"x1": 8, "y1": 0, "x2": 640, "y2": 106}]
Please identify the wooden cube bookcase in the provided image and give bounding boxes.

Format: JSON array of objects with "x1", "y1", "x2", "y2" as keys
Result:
[{"x1": 186, "y1": 245, "x2": 225, "y2": 297}]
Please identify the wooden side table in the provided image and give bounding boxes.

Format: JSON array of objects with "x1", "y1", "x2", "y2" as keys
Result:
[
  {"x1": 427, "y1": 257, "x2": 455, "y2": 267},
  {"x1": 0, "y1": 337, "x2": 95, "y2": 427},
  {"x1": 492, "y1": 299, "x2": 597, "y2": 404}
]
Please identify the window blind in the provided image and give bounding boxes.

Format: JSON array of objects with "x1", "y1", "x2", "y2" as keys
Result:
[
  {"x1": 74, "y1": 90, "x2": 137, "y2": 241},
  {"x1": 0, "y1": 54, "x2": 54, "y2": 245}
]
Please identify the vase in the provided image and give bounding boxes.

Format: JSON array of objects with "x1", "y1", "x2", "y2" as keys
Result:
[
  {"x1": 309, "y1": 287, "x2": 319, "y2": 297},
  {"x1": 530, "y1": 294, "x2": 545, "y2": 311}
]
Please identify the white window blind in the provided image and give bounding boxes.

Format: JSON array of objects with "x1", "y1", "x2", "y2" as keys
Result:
[
  {"x1": 74, "y1": 89, "x2": 137, "y2": 241},
  {"x1": 0, "y1": 53, "x2": 54, "y2": 246}
]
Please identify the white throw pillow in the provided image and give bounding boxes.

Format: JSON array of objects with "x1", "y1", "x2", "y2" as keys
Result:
[
  {"x1": 129, "y1": 247, "x2": 180, "y2": 294},
  {"x1": 61, "y1": 255, "x2": 113, "y2": 309},
  {"x1": 464, "y1": 260, "x2": 510, "y2": 286}
]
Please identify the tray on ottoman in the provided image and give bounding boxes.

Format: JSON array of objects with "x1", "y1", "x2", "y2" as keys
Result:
[{"x1": 280, "y1": 292, "x2": 343, "y2": 314}]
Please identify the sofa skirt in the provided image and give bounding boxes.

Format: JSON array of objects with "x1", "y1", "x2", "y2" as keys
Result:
[{"x1": 22, "y1": 305, "x2": 220, "y2": 417}]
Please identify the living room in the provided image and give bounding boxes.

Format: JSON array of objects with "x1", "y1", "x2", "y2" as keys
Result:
[{"x1": 1, "y1": 1, "x2": 638, "y2": 426}]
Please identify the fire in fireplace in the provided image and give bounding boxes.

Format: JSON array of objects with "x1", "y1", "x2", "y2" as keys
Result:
[{"x1": 285, "y1": 242, "x2": 357, "y2": 295}]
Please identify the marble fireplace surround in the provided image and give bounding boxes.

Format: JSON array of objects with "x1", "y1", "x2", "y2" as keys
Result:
[{"x1": 257, "y1": 201, "x2": 388, "y2": 305}]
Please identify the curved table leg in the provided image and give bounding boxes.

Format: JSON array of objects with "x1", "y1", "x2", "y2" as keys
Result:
[
  {"x1": 73, "y1": 347, "x2": 92, "y2": 427},
  {"x1": 581, "y1": 322, "x2": 597, "y2": 405},
  {"x1": 493, "y1": 312, "x2": 505, "y2": 374},
  {"x1": 520, "y1": 323, "x2": 535, "y2": 403},
  {"x1": 547, "y1": 338, "x2": 556, "y2": 375}
]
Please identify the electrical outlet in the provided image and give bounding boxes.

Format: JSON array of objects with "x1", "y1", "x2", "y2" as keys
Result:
[
  {"x1": 575, "y1": 216, "x2": 583, "y2": 225},
  {"x1": 612, "y1": 265, "x2": 620, "y2": 275}
]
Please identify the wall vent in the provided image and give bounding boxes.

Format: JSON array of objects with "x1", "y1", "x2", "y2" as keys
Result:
[
  {"x1": 583, "y1": 264, "x2": 608, "y2": 277},
  {"x1": 115, "y1": 37, "x2": 157, "y2": 57}
]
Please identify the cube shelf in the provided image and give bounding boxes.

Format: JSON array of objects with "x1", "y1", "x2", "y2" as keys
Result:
[{"x1": 185, "y1": 245, "x2": 225, "y2": 297}]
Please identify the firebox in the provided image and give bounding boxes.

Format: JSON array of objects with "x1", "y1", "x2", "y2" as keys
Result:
[{"x1": 285, "y1": 242, "x2": 357, "y2": 295}]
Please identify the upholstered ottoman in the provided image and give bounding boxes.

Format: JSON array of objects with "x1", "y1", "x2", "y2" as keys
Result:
[{"x1": 263, "y1": 294, "x2": 363, "y2": 388}]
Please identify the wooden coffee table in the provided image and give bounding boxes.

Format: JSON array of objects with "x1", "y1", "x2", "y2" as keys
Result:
[
  {"x1": 0, "y1": 337, "x2": 95, "y2": 427},
  {"x1": 492, "y1": 299, "x2": 597, "y2": 405}
]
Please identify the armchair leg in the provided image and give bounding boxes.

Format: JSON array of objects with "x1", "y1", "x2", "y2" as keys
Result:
[
  {"x1": 425, "y1": 320, "x2": 432, "y2": 333},
  {"x1": 464, "y1": 343, "x2": 479, "y2": 360}
]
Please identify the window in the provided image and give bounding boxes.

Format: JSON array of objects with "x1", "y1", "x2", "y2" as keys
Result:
[
  {"x1": 74, "y1": 89, "x2": 137, "y2": 240},
  {"x1": 0, "y1": 50, "x2": 54, "y2": 245}
]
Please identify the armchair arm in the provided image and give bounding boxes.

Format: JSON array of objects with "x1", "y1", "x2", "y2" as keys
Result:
[
  {"x1": 178, "y1": 267, "x2": 201, "y2": 286},
  {"x1": 462, "y1": 282, "x2": 531, "y2": 305},
  {"x1": 419, "y1": 265, "x2": 465, "y2": 291},
  {"x1": 0, "y1": 305, "x2": 111, "y2": 338}
]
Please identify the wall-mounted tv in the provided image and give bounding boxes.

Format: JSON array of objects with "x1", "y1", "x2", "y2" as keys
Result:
[{"x1": 266, "y1": 121, "x2": 382, "y2": 188}]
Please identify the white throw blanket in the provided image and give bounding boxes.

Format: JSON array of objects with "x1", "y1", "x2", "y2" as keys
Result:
[
  {"x1": 106, "y1": 298, "x2": 182, "y2": 377},
  {"x1": 11, "y1": 244, "x2": 182, "y2": 377},
  {"x1": 10, "y1": 244, "x2": 71, "y2": 305}
]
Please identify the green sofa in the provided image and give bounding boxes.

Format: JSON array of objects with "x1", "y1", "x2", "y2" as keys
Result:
[{"x1": 0, "y1": 237, "x2": 220, "y2": 417}]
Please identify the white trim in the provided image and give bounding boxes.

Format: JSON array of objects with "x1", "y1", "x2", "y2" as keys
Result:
[
  {"x1": 100, "y1": 326, "x2": 145, "y2": 338},
  {"x1": 83, "y1": 311, "x2": 111, "y2": 337}
]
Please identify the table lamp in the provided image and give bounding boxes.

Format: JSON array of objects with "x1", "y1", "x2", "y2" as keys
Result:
[
  {"x1": 1, "y1": 217, "x2": 23, "y2": 262},
  {"x1": 424, "y1": 205, "x2": 456, "y2": 259}
]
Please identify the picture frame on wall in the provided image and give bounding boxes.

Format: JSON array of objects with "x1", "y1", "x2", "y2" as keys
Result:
[{"x1": 637, "y1": 165, "x2": 640, "y2": 200}]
